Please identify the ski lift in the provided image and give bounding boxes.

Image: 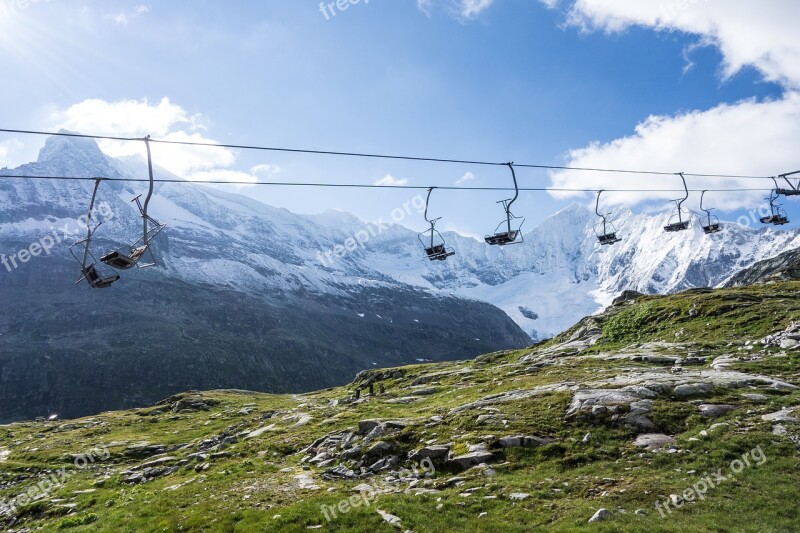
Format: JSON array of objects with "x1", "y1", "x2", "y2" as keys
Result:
[
  {"x1": 664, "y1": 173, "x2": 691, "y2": 232},
  {"x1": 775, "y1": 171, "x2": 800, "y2": 197},
  {"x1": 100, "y1": 136, "x2": 166, "y2": 270},
  {"x1": 485, "y1": 163, "x2": 524, "y2": 246},
  {"x1": 418, "y1": 187, "x2": 455, "y2": 261},
  {"x1": 69, "y1": 178, "x2": 121, "y2": 289},
  {"x1": 594, "y1": 190, "x2": 621, "y2": 245},
  {"x1": 699, "y1": 190, "x2": 722, "y2": 235},
  {"x1": 760, "y1": 189, "x2": 790, "y2": 226}
]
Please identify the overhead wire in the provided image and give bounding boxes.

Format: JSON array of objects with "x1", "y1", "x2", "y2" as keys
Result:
[
  {"x1": 0, "y1": 173, "x2": 777, "y2": 193},
  {"x1": 0, "y1": 128, "x2": 786, "y2": 180}
]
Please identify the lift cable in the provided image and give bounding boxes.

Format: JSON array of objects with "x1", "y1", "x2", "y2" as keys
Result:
[
  {"x1": 0, "y1": 173, "x2": 777, "y2": 193},
  {"x1": 0, "y1": 128, "x2": 787, "y2": 180}
]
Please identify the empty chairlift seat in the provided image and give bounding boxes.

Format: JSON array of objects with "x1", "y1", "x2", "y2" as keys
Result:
[
  {"x1": 597, "y1": 232, "x2": 621, "y2": 245},
  {"x1": 425, "y1": 244, "x2": 455, "y2": 261},
  {"x1": 82, "y1": 264, "x2": 120, "y2": 289},
  {"x1": 418, "y1": 187, "x2": 456, "y2": 262},
  {"x1": 101, "y1": 246, "x2": 148, "y2": 270},
  {"x1": 594, "y1": 191, "x2": 622, "y2": 246},
  {"x1": 485, "y1": 230, "x2": 519, "y2": 246}
]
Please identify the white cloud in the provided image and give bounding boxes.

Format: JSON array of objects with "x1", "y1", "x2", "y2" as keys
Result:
[
  {"x1": 546, "y1": 0, "x2": 800, "y2": 89},
  {"x1": 417, "y1": 0, "x2": 495, "y2": 20},
  {"x1": 373, "y1": 174, "x2": 409, "y2": 186},
  {"x1": 417, "y1": 0, "x2": 433, "y2": 16},
  {"x1": 106, "y1": 4, "x2": 151, "y2": 25},
  {"x1": 455, "y1": 171, "x2": 476, "y2": 185},
  {"x1": 548, "y1": 93, "x2": 800, "y2": 211},
  {"x1": 459, "y1": 0, "x2": 494, "y2": 19},
  {"x1": 49, "y1": 97, "x2": 270, "y2": 185},
  {"x1": 0, "y1": 139, "x2": 23, "y2": 168},
  {"x1": 250, "y1": 163, "x2": 281, "y2": 175},
  {"x1": 542, "y1": 1, "x2": 800, "y2": 212}
]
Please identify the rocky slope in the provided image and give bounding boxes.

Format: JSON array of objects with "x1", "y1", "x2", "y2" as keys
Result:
[
  {"x1": 0, "y1": 281, "x2": 798, "y2": 531},
  {"x1": 725, "y1": 246, "x2": 800, "y2": 286}
]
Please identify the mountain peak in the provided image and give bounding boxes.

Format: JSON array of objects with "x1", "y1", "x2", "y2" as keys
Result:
[{"x1": 37, "y1": 131, "x2": 108, "y2": 170}]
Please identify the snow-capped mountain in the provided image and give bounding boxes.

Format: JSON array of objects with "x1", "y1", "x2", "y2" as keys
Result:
[
  {"x1": 2, "y1": 134, "x2": 798, "y2": 421},
  {"x1": 362, "y1": 204, "x2": 800, "y2": 339},
  {"x1": 4, "y1": 134, "x2": 799, "y2": 342}
]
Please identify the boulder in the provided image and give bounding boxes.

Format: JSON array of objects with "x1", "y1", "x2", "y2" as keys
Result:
[
  {"x1": 698, "y1": 404, "x2": 737, "y2": 418},
  {"x1": 633, "y1": 434, "x2": 675, "y2": 450},
  {"x1": 446, "y1": 452, "x2": 497, "y2": 471},
  {"x1": 673, "y1": 383, "x2": 713, "y2": 398},
  {"x1": 588, "y1": 509, "x2": 612, "y2": 523},
  {"x1": 409, "y1": 445, "x2": 450, "y2": 464}
]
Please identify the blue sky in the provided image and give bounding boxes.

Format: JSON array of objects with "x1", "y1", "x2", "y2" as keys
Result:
[{"x1": 1, "y1": 0, "x2": 798, "y2": 236}]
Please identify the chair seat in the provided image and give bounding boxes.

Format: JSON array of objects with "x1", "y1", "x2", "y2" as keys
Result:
[
  {"x1": 761, "y1": 216, "x2": 789, "y2": 226},
  {"x1": 664, "y1": 222, "x2": 690, "y2": 232},
  {"x1": 598, "y1": 233, "x2": 620, "y2": 245},
  {"x1": 425, "y1": 246, "x2": 454, "y2": 261},
  {"x1": 703, "y1": 224, "x2": 721, "y2": 234},
  {"x1": 485, "y1": 231, "x2": 519, "y2": 246},
  {"x1": 83, "y1": 264, "x2": 120, "y2": 289},
  {"x1": 101, "y1": 246, "x2": 148, "y2": 270}
]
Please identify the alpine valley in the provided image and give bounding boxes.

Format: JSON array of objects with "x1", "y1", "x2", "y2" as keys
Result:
[{"x1": 0, "y1": 135, "x2": 798, "y2": 422}]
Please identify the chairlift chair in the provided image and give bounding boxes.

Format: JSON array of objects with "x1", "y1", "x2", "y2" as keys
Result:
[
  {"x1": 760, "y1": 189, "x2": 790, "y2": 226},
  {"x1": 485, "y1": 163, "x2": 525, "y2": 246},
  {"x1": 100, "y1": 136, "x2": 166, "y2": 270},
  {"x1": 418, "y1": 187, "x2": 455, "y2": 261},
  {"x1": 700, "y1": 190, "x2": 722, "y2": 235},
  {"x1": 594, "y1": 190, "x2": 621, "y2": 245},
  {"x1": 69, "y1": 178, "x2": 121, "y2": 289},
  {"x1": 664, "y1": 173, "x2": 691, "y2": 232}
]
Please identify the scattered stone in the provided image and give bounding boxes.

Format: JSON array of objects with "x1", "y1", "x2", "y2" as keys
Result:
[
  {"x1": 496, "y1": 436, "x2": 555, "y2": 449},
  {"x1": 633, "y1": 434, "x2": 675, "y2": 450},
  {"x1": 246, "y1": 425, "x2": 276, "y2": 439},
  {"x1": 588, "y1": 508, "x2": 612, "y2": 523},
  {"x1": 410, "y1": 387, "x2": 440, "y2": 396},
  {"x1": 582, "y1": 433, "x2": 592, "y2": 444},
  {"x1": 409, "y1": 445, "x2": 450, "y2": 464},
  {"x1": 376, "y1": 509, "x2": 403, "y2": 529},
  {"x1": 446, "y1": 452, "x2": 497, "y2": 471},
  {"x1": 364, "y1": 441, "x2": 394, "y2": 461},
  {"x1": 762, "y1": 408, "x2": 798, "y2": 422},
  {"x1": 509, "y1": 493, "x2": 530, "y2": 500},
  {"x1": 673, "y1": 383, "x2": 713, "y2": 399},
  {"x1": 698, "y1": 404, "x2": 737, "y2": 418},
  {"x1": 741, "y1": 393, "x2": 769, "y2": 403}
]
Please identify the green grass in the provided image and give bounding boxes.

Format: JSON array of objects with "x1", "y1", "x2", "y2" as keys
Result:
[{"x1": 0, "y1": 282, "x2": 798, "y2": 531}]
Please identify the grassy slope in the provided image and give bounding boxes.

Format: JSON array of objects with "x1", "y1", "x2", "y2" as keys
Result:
[{"x1": 1, "y1": 282, "x2": 799, "y2": 532}]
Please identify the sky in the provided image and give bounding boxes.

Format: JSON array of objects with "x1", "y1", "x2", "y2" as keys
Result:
[{"x1": 0, "y1": 0, "x2": 798, "y2": 237}]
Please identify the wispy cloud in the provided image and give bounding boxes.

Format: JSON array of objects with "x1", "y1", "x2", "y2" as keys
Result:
[
  {"x1": 49, "y1": 97, "x2": 273, "y2": 186},
  {"x1": 373, "y1": 174, "x2": 409, "y2": 186},
  {"x1": 455, "y1": 171, "x2": 476, "y2": 185},
  {"x1": 106, "y1": 4, "x2": 151, "y2": 26},
  {"x1": 416, "y1": 0, "x2": 495, "y2": 20}
]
